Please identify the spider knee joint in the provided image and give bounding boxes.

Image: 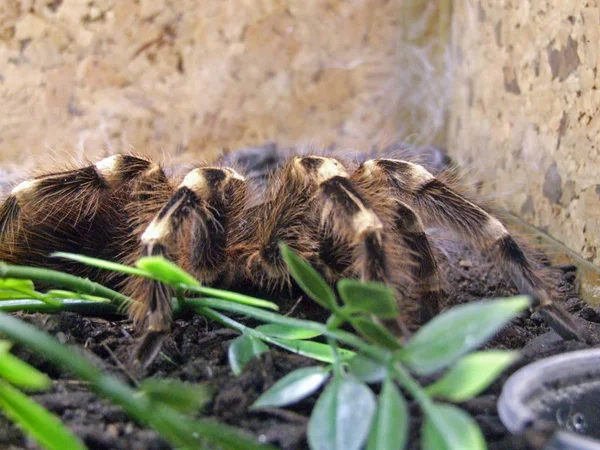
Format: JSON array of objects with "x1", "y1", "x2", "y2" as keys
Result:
[
  {"x1": 95, "y1": 155, "x2": 157, "y2": 188},
  {"x1": 11, "y1": 179, "x2": 40, "y2": 201},
  {"x1": 180, "y1": 167, "x2": 245, "y2": 199},
  {"x1": 294, "y1": 156, "x2": 348, "y2": 184},
  {"x1": 353, "y1": 209, "x2": 383, "y2": 238}
]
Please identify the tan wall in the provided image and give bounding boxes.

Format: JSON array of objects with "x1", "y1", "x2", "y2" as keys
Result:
[
  {"x1": 0, "y1": 0, "x2": 450, "y2": 181},
  {"x1": 449, "y1": 1, "x2": 600, "y2": 265}
]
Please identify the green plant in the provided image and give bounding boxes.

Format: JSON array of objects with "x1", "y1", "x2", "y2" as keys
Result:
[
  {"x1": 0, "y1": 312, "x2": 275, "y2": 450},
  {"x1": 0, "y1": 245, "x2": 527, "y2": 450},
  {"x1": 0, "y1": 340, "x2": 86, "y2": 450}
]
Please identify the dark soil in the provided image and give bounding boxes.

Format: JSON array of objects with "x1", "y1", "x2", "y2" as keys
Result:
[{"x1": 1, "y1": 245, "x2": 600, "y2": 450}]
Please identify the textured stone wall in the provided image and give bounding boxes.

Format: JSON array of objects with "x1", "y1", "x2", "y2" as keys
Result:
[
  {"x1": 0, "y1": 0, "x2": 450, "y2": 182},
  {"x1": 449, "y1": 1, "x2": 600, "y2": 265}
]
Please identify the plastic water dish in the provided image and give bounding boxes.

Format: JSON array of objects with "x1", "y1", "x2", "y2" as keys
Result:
[{"x1": 498, "y1": 348, "x2": 600, "y2": 450}]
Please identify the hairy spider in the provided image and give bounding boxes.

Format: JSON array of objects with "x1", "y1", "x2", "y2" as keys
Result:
[{"x1": 0, "y1": 152, "x2": 587, "y2": 362}]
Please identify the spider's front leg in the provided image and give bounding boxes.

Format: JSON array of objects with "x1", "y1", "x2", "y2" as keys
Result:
[{"x1": 362, "y1": 158, "x2": 589, "y2": 343}]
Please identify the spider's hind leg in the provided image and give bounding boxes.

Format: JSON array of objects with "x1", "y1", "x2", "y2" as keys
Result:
[
  {"x1": 0, "y1": 155, "x2": 156, "y2": 284},
  {"x1": 365, "y1": 158, "x2": 589, "y2": 343}
]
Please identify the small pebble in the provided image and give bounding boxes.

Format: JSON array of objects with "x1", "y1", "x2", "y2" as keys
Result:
[{"x1": 55, "y1": 331, "x2": 67, "y2": 344}]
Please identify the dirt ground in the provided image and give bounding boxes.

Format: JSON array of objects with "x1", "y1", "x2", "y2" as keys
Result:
[
  {"x1": 0, "y1": 245, "x2": 599, "y2": 450},
  {"x1": 1, "y1": 147, "x2": 600, "y2": 449}
]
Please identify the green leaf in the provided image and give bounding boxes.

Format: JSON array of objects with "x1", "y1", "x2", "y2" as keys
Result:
[
  {"x1": 422, "y1": 403, "x2": 486, "y2": 450},
  {"x1": 337, "y1": 280, "x2": 399, "y2": 318},
  {"x1": 367, "y1": 379, "x2": 408, "y2": 450},
  {"x1": 0, "y1": 351, "x2": 51, "y2": 391},
  {"x1": 256, "y1": 323, "x2": 322, "y2": 340},
  {"x1": 45, "y1": 290, "x2": 110, "y2": 303},
  {"x1": 270, "y1": 338, "x2": 355, "y2": 363},
  {"x1": 0, "y1": 263, "x2": 131, "y2": 308},
  {"x1": 252, "y1": 366, "x2": 330, "y2": 409},
  {"x1": 279, "y1": 242, "x2": 337, "y2": 311},
  {"x1": 228, "y1": 334, "x2": 269, "y2": 375},
  {"x1": 426, "y1": 351, "x2": 520, "y2": 402},
  {"x1": 349, "y1": 317, "x2": 401, "y2": 350},
  {"x1": 0, "y1": 279, "x2": 62, "y2": 306},
  {"x1": 136, "y1": 256, "x2": 200, "y2": 287},
  {"x1": 140, "y1": 379, "x2": 213, "y2": 413},
  {"x1": 0, "y1": 311, "x2": 275, "y2": 450},
  {"x1": 0, "y1": 380, "x2": 87, "y2": 450},
  {"x1": 52, "y1": 252, "x2": 149, "y2": 277},
  {"x1": 72, "y1": 294, "x2": 110, "y2": 303},
  {"x1": 0, "y1": 291, "x2": 34, "y2": 300},
  {"x1": 0, "y1": 299, "x2": 116, "y2": 316},
  {"x1": 308, "y1": 374, "x2": 376, "y2": 450},
  {"x1": 0, "y1": 279, "x2": 36, "y2": 292},
  {"x1": 400, "y1": 296, "x2": 530, "y2": 375},
  {"x1": 35, "y1": 295, "x2": 63, "y2": 307},
  {"x1": 347, "y1": 354, "x2": 387, "y2": 384}
]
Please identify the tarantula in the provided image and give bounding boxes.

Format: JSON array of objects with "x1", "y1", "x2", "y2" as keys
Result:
[{"x1": 0, "y1": 151, "x2": 587, "y2": 362}]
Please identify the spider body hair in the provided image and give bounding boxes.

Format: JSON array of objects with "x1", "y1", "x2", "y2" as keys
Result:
[{"x1": 0, "y1": 151, "x2": 589, "y2": 365}]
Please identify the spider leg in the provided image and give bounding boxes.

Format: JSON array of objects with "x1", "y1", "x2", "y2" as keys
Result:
[
  {"x1": 297, "y1": 156, "x2": 417, "y2": 337},
  {"x1": 0, "y1": 195, "x2": 20, "y2": 253},
  {"x1": 362, "y1": 158, "x2": 587, "y2": 342},
  {"x1": 131, "y1": 167, "x2": 246, "y2": 335},
  {"x1": 236, "y1": 159, "x2": 317, "y2": 291},
  {"x1": 0, "y1": 155, "x2": 155, "y2": 283},
  {"x1": 392, "y1": 201, "x2": 443, "y2": 323},
  {"x1": 351, "y1": 164, "x2": 444, "y2": 324},
  {"x1": 239, "y1": 156, "x2": 389, "y2": 293},
  {"x1": 306, "y1": 157, "x2": 390, "y2": 284}
]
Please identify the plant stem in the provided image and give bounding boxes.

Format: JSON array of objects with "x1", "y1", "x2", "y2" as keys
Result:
[
  {"x1": 186, "y1": 298, "x2": 389, "y2": 362},
  {"x1": 389, "y1": 361, "x2": 457, "y2": 438},
  {"x1": 326, "y1": 314, "x2": 344, "y2": 375},
  {"x1": 175, "y1": 288, "x2": 186, "y2": 310},
  {"x1": 197, "y1": 306, "x2": 349, "y2": 363},
  {"x1": 194, "y1": 299, "x2": 433, "y2": 414},
  {"x1": 185, "y1": 285, "x2": 279, "y2": 310},
  {"x1": 326, "y1": 312, "x2": 346, "y2": 330},
  {"x1": 0, "y1": 264, "x2": 130, "y2": 308},
  {"x1": 0, "y1": 299, "x2": 118, "y2": 315},
  {"x1": 389, "y1": 361, "x2": 434, "y2": 411}
]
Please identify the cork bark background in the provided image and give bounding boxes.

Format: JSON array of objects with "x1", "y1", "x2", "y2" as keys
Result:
[
  {"x1": 448, "y1": 0, "x2": 600, "y2": 266},
  {"x1": 1, "y1": 0, "x2": 598, "y2": 265},
  {"x1": 0, "y1": 0, "x2": 449, "y2": 178}
]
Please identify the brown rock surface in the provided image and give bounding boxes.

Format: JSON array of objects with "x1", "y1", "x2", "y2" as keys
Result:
[
  {"x1": 449, "y1": 1, "x2": 600, "y2": 266},
  {"x1": 0, "y1": 1, "x2": 450, "y2": 182}
]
